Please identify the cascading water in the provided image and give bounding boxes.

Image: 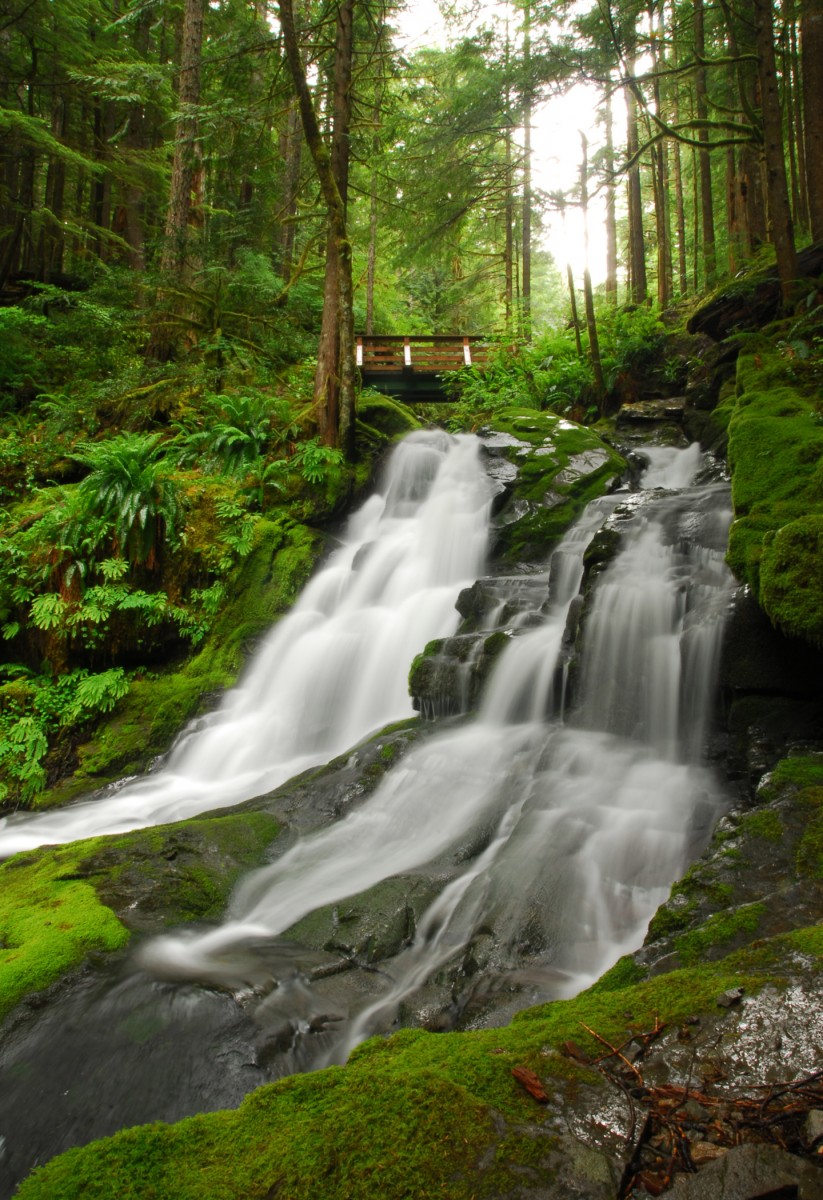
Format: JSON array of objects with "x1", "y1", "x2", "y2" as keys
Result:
[
  {"x1": 0, "y1": 431, "x2": 492, "y2": 857},
  {"x1": 0, "y1": 434, "x2": 736, "y2": 1196},
  {"x1": 138, "y1": 442, "x2": 734, "y2": 1063}
]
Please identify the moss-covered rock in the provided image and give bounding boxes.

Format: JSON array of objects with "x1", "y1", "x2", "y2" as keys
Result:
[
  {"x1": 479, "y1": 408, "x2": 625, "y2": 566},
  {"x1": 638, "y1": 753, "x2": 823, "y2": 977},
  {"x1": 0, "y1": 810, "x2": 279, "y2": 1020},
  {"x1": 408, "y1": 629, "x2": 511, "y2": 718},
  {"x1": 724, "y1": 337, "x2": 823, "y2": 645},
  {"x1": 16, "y1": 924, "x2": 809, "y2": 1200}
]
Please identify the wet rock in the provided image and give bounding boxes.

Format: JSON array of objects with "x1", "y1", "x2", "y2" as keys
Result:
[
  {"x1": 667, "y1": 1143, "x2": 823, "y2": 1199},
  {"x1": 282, "y1": 875, "x2": 441, "y2": 965},
  {"x1": 409, "y1": 630, "x2": 511, "y2": 718},
  {"x1": 615, "y1": 396, "x2": 687, "y2": 427},
  {"x1": 477, "y1": 408, "x2": 625, "y2": 566},
  {"x1": 716, "y1": 987, "x2": 744, "y2": 1008},
  {"x1": 687, "y1": 242, "x2": 823, "y2": 341},
  {"x1": 804, "y1": 1110, "x2": 823, "y2": 1147}
]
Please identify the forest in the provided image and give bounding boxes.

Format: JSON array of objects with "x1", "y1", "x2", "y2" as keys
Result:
[
  {"x1": 3, "y1": 0, "x2": 823, "y2": 1196},
  {"x1": 0, "y1": 0, "x2": 821, "y2": 809}
]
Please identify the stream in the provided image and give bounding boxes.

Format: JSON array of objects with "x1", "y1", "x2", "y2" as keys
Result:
[{"x1": 0, "y1": 430, "x2": 734, "y2": 1195}]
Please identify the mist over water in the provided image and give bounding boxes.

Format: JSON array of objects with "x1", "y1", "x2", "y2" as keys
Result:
[
  {"x1": 0, "y1": 431, "x2": 492, "y2": 857},
  {"x1": 137, "y1": 442, "x2": 734, "y2": 1061}
]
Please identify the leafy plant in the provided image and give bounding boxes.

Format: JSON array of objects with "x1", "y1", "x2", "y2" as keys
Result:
[
  {"x1": 73, "y1": 432, "x2": 183, "y2": 567},
  {"x1": 0, "y1": 667, "x2": 130, "y2": 805}
]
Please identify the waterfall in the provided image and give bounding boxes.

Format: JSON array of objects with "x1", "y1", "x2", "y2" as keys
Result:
[
  {"x1": 137, "y1": 443, "x2": 734, "y2": 1062},
  {"x1": 0, "y1": 431, "x2": 492, "y2": 857}
]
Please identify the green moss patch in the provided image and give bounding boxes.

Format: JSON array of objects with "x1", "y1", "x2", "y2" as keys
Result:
[
  {"x1": 0, "y1": 811, "x2": 278, "y2": 1019},
  {"x1": 672, "y1": 902, "x2": 767, "y2": 966},
  {"x1": 725, "y1": 340, "x2": 823, "y2": 644},
  {"x1": 0, "y1": 840, "x2": 130, "y2": 1021},
  {"x1": 15, "y1": 937, "x2": 778, "y2": 1200},
  {"x1": 482, "y1": 408, "x2": 625, "y2": 564}
]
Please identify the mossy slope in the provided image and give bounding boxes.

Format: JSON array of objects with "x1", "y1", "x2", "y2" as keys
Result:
[
  {"x1": 725, "y1": 335, "x2": 823, "y2": 645},
  {"x1": 0, "y1": 810, "x2": 278, "y2": 1021},
  {"x1": 12, "y1": 935, "x2": 787, "y2": 1200}
]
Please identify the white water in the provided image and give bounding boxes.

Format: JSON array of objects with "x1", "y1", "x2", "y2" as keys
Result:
[
  {"x1": 139, "y1": 444, "x2": 735, "y2": 1055},
  {"x1": 0, "y1": 431, "x2": 492, "y2": 857}
]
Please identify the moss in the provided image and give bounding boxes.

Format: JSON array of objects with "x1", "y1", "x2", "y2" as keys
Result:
[
  {"x1": 0, "y1": 811, "x2": 278, "y2": 1018},
  {"x1": 796, "y1": 806, "x2": 823, "y2": 879},
  {"x1": 724, "y1": 342, "x2": 823, "y2": 644},
  {"x1": 0, "y1": 840, "x2": 130, "y2": 1021},
  {"x1": 482, "y1": 408, "x2": 624, "y2": 565},
  {"x1": 585, "y1": 953, "x2": 647, "y2": 993},
  {"x1": 357, "y1": 392, "x2": 422, "y2": 438},
  {"x1": 739, "y1": 809, "x2": 784, "y2": 843},
  {"x1": 673, "y1": 902, "x2": 767, "y2": 966},
  {"x1": 16, "y1": 933, "x2": 776, "y2": 1200},
  {"x1": 769, "y1": 755, "x2": 823, "y2": 791}
]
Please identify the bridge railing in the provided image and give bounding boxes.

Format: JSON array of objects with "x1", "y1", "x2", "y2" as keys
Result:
[{"x1": 356, "y1": 335, "x2": 492, "y2": 375}]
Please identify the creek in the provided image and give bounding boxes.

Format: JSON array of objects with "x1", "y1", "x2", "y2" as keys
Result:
[{"x1": 0, "y1": 430, "x2": 734, "y2": 1195}]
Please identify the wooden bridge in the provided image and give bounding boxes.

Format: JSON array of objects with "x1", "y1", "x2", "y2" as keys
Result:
[{"x1": 356, "y1": 335, "x2": 492, "y2": 402}]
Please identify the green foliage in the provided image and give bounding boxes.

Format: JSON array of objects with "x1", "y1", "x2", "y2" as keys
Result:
[
  {"x1": 0, "y1": 308, "x2": 49, "y2": 401},
  {"x1": 73, "y1": 432, "x2": 183, "y2": 568},
  {"x1": 0, "y1": 668, "x2": 130, "y2": 804},
  {"x1": 446, "y1": 306, "x2": 671, "y2": 425}
]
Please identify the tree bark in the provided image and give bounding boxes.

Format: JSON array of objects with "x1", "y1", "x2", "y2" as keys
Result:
[
  {"x1": 279, "y1": 0, "x2": 356, "y2": 457},
  {"x1": 604, "y1": 88, "x2": 618, "y2": 302},
  {"x1": 694, "y1": 0, "x2": 717, "y2": 288},
  {"x1": 802, "y1": 0, "x2": 823, "y2": 240},
  {"x1": 158, "y1": 0, "x2": 205, "y2": 277},
  {"x1": 580, "y1": 134, "x2": 604, "y2": 409},
  {"x1": 625, "y1": 59, "x2": 647, "y2": 303},
  {"x1": 753, "y1": 0, "x2": 797, "y2": 304},
  {"x1": 521, "y1": 1, "x2": 532, "y2": 337}
]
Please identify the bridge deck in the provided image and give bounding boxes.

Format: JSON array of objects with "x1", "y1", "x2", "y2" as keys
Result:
[{"x1": 357, "y1": 336, "x2": 491, "y2": 400}]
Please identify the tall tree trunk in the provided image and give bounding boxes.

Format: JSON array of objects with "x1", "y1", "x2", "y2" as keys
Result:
[
  {"x1": 802, "y1": 0, "x2": 823, "y2": 240},
  {"x1": 694, "y1": 0, "x2": 717, "y2": 288},
  {"x1": 279, "y1": 0, "x2": 356, "y2": 457},
  {"x1": 158, "y1": 0, "x2": 205, "y2": 277},
  {"x1": 626, "y1": 59, "x2": 647, "y2": 303},
  {"x1": 366, "y1": 157, "x2": 378, "y2": 336},
  {"x1": 671, "y1": 89, "x2": 688, "y2": 294},
  {"x1": 279, "y1": 99, "x2": 302, "y2": 280},
  {"x1": 753, "y1": 0, "x2": 797, "y2": 303},
  {"x1": 789, "y1": 3, "x2": 809, "y2": 229},
  {"x1": 521, "y1": 1, "x2": 532, "y2": 337},
  {"x1": 650, "y1": 2, "x2": 672, "y2": 307},
  {"x1": 580, "y1": 135, "x2": 604, "y2": 409},
  {"x1": 726, "y1": 146, "x2": 743, "y2": 273},
  {"x1": 604, "y1": 88, "x2": 618, "y2": 302}
]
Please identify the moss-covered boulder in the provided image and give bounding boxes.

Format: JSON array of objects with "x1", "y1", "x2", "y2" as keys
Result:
[
  {"x1": 479, "y1": 408, "x2": 625, "y2": 567},
  {"x1": 408, "y1": 629, "x2": 511, "y2": 718},
  {"x1": 0, "y1": 810, "x2": 279, "y2": 1022},
  {"x1": 637, "y1": 753, "x2": 823, "y2": 976},
  {"x1": 717, "y1": 335, "x2": 823, "y2": 647}
]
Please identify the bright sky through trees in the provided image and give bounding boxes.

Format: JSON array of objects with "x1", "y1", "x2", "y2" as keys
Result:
[{"x1": 396, "y1": 0, "x2": 612, "y2": 285}]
